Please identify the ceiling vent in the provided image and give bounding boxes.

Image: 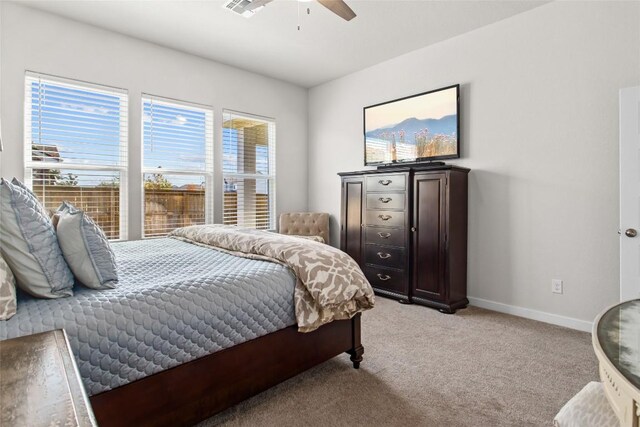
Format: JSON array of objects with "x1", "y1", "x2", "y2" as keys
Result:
[{"x1": 222, "y1": 0, "x2": 265, "y2": 18}]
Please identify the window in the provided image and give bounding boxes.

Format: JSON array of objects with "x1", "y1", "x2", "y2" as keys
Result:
[
  {"x1": 24, "y1": 72, "x2": 128, "y2": 240},
  {"x1": 142, "y1": 95, "x2": 213, "y2": 237},
  {"x1": 222, "y1": 111, "x2": 276, "y2": 230}
]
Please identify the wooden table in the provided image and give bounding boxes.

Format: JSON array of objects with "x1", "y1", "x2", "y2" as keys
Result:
[
  {"x1": 593, "y1": 299, "x2": 640, "y2": 426},
  {"x1": 0, "y1": 330, "x2": 97, "y2": 427}
]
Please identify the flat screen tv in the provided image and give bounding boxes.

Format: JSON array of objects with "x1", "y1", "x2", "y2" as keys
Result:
[{"x1": 364, "y1": 84, "x2": 460, "y2": 166}]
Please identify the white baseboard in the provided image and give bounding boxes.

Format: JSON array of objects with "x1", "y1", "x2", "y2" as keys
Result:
[{"x1": 467, "y1": 296, "x2": 593, "y2": 333}]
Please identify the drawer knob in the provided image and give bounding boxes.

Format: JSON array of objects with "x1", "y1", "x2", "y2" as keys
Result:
[
  {"x1": 377, "y1": 273, "x2": 391, "y2": 281},
  {"x1": 378, "y1": 214, "x2": 392, "y2": 221},
  {"x1": 377, "y1": 232, "x2": 391, "y2": 239},
  {"x1": 378, "y1": 179, "x2": 392, "y2": 186},
  {"x1": 377, "y1": 252, "x2": 391, "y2": 259},
  {"x1": 378, "y1": 197, "x2": 392, "y2": 203}
]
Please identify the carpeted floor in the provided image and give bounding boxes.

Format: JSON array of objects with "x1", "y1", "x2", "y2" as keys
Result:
[{"x1": 198, "y1": 297, "x2": 598, "y2": 426}]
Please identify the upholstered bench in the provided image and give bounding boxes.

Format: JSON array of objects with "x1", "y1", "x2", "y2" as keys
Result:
[
  {"x1": 278, "y1": 212, "x2": 330, "y2": 244},
  {"x1": 554, "y1": 382, "x2": 618, "y2": 427}
]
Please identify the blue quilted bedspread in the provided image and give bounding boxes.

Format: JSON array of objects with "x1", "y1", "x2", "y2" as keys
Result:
[{"x1": 0, "y1": 238, "x2": 297, "y2": 395}]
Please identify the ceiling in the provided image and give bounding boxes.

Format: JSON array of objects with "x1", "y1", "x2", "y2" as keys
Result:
[{"x1": 18, "y1": 0, "x2": 547, "y2": 88}]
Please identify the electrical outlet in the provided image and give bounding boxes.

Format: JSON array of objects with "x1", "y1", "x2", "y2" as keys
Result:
[{"x1": 552, "y1": 279, "x2": 563, "y2": 294}]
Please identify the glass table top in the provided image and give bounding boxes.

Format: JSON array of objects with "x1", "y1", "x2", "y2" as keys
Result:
[{"x1": 597, "y1": 299, "x2": 640, "y2": 390}]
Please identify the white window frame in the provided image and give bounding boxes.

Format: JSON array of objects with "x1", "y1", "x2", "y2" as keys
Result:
[
  {"x1": 23, "y1": 71, "x2": 129, "y2": 240},
  {"x1": 222, "y1": 109, "x2": 276, "y2": 230},
  {"x1": 140, "y1": 94, "x2": 214, "y2": 238}
]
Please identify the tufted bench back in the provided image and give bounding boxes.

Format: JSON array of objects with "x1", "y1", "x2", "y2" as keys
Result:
[{"x1": 278, "y1": 212, "x2": 330, "y2": 245}]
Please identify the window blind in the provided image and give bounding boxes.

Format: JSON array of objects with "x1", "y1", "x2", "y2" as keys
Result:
[
  {"x1": 24, "y1": 72, "x2": 128, "y2": 240},
  {"x1": 222, "y1": 110, "x2": 276, "y2": 230},
  {"x1": 142, "y1": 95, "x2": 213, "y2": 237}
]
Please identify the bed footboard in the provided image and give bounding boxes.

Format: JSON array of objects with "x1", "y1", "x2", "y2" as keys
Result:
[{"x1": 90, "y1": 314, "x2": 363, "y2": 427}]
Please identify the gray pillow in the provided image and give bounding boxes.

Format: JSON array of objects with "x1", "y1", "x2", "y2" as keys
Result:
[
  {"x1": 11, "y1": 177, "x2": 49, "y2": 218},
  {"x1": 56, "y1": 202, "x2": 118, "y2": 289},
  {"x1": 0, "y1": 178, "x2": 74, "y2": 298},
  {"x1": 0, "y1": 253, "x2": 17, "y2": 320}
]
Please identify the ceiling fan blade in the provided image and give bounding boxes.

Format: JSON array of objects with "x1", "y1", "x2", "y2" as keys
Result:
[
  {"x1": 245, "y1": 0, "x2": 273, "y2": 12},
  {"x1": 316, "y1": 0, "x2": 356, "y2": 21}
]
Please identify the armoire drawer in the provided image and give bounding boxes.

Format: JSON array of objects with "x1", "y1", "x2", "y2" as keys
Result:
[
  {"x1": 366, "y1": 174, "x2": 406, "y2": 192},
  {"x1": 365, "y1": 210, "x2": 406, "y2": 228},
  {"x1": 366, "y1": 193, "x2": 405, "y2": 210},
  {"x1": 363, "y1": 266, "x2": 407, "y2": 294},
  {"x1": 365, "y1": 226, "x2": 406, "y2": 247},
  {"x1": 364, "y1": 244, "x2": 406, "y2": 269}
]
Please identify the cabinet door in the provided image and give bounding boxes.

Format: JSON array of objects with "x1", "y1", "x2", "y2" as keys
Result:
[
  {"x1": 340, "y1": 177, "x2": 364, "y2": 265},
  {"x1": 412, "y1": 173, "x2": 447, "y2": 301}
]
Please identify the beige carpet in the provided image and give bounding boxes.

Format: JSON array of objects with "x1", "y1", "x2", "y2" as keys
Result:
[{"x1": 198, "y1": 297, "x2": 598, "y2": 426}]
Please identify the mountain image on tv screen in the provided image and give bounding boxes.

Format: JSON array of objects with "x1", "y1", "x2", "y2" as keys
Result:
[{"x1": 364, "y1": 85, "x2": 459, "y2": 165}]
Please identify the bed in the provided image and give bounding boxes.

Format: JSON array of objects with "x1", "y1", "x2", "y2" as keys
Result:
[{"x1": 0, "y1": 237, "x2": 365, "y2": 426}]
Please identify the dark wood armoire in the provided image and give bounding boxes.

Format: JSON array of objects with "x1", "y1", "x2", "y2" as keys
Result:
[{"x1": 339, "y1": 164, "x2": 469, "y2": 313}]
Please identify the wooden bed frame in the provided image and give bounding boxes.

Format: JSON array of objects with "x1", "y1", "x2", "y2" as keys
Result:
[{"x1": 90, "y1": 314, "x2": 363, "y2": 427}]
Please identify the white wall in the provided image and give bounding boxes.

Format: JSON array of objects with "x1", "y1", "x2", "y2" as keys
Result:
[
  {"x1": 308, "y1": 1, "x2": 640, "y2": 324},
  {"x1": 2, "y1": 1, "x2": 637, "y2": 326},
  {"x1": 0, "y1": 3, "x2": 308, "y2": 240}
]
